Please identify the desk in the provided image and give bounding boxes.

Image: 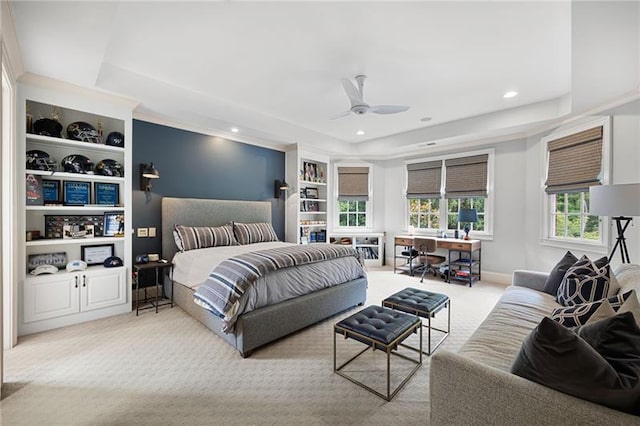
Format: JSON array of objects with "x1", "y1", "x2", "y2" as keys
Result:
[{"x1": 393, "y1": 236, "x2": 481, "y2": 287}]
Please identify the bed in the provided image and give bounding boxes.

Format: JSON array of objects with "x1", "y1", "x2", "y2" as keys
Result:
[{"x1": 161, "y1": 197, "x2": 368, "y2": 357}]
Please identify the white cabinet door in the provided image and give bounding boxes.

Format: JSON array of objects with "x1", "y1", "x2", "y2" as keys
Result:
[
  {"x1": 80, "y1": 267, "x2": 126, "y2": 312},
  {"x1": 24, "y1": 274, "x2": 80, "y2": 323}
]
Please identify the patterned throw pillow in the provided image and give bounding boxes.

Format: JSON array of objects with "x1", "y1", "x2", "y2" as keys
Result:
[
  {"x1": 551, "y1": 299, "x2": 616, "y2": 327},
  {"x1": 233, "y1": 222, "x2": 279, "y2": 245},
  {"x1": 557, "y1": 255, "x2": 610, "y2": 306},
  {"x1": 173, "y1": 224, "x2": 237, "y2": 252}
]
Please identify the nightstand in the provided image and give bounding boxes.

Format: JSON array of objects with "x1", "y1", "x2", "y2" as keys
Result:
[{"x1": 133, "y1": 261, "x2": 173, "y2": 315}]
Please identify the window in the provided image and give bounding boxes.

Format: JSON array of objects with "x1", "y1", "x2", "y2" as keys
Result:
[
  {"x1": 335, "y1": 164, "x2": 372, "y2": 229},
  {"x1": 405, "y1": 150, "x2": 493, "y2": 237},
  {"x1": 542, "y1": 119, "x2": 609, "y2": 246}
]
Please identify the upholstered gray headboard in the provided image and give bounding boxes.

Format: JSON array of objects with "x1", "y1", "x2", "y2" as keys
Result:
[{"x1": 161, "y1": 197, "x2": 272, "y2": 262}]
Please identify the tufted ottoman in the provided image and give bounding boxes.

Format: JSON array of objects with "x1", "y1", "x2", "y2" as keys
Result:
[
  {"x1": 334, "y1": 305, "x2": 422, "y2": 401},
  {"x1": 382, "y1": 287, "x2": 450, "y2": 355}
]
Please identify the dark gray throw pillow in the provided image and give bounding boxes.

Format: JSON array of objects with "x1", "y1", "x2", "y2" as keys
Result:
[
  {"x1": 542, "y1": 251, "x2": 577, "y2": 295},
  {"x1": 511, "y1": 315, "x2": 640, "y2": 415}
]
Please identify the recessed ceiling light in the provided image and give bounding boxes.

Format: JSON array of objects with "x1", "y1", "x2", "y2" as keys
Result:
[
  {"x1": 231, "y1": 127, "x2": 239, "y2": 133},
  {"x1": 356, "y1": 130, "x2": 365, "y2": 136},
  {"x1": 420, "y1": 117, "x2": 432, "y2": 122},
  {"x1": 503, "y1": 91, "x2": 518, "y2": 99}
]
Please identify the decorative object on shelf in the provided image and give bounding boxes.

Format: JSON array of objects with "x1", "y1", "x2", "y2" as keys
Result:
[
  {"x1": 45, "y1": 215, "x2": 104, "y2": 239},
  {"x1": 135, "y1": 254, "x2": 150, "y2": 264},
  {"x1": 105, "y1": 131, "x2": 125, "y2": 148},
  {"x1": 63, "y1": 224, "x2": 94, "y2": 239},
  {"x1": 140, "y1": 162, "x2": 160, "y2": 191},
  {"x1": 26, "y1": 173, "x2": 44, "y2": 206},
  {"x1": 26, "y1": 149, "x2": 57, "y2": 171},
  {"x1": 458, "y1": 208, "x2": 478, "y2": 240},
  {"x1": 93, "y1": 182, "x2": 119, "y2": 206},
  {"x1": 66, "y1": 121, "x2": 102, "y2": 144},
  {"x1": 95, "y1": 159, "x2": 124, "y2": 177},
  {"x1": 25, "y1": 230, "x2": 41, "y2": 241},
  {"x1": 32, "y1": 118, "x2": 62, "y2": 138},
  {"x1": 306, "y1": 187, "x2": 318, "y2": 199},
  {"x1": 274, "y1": 179, "x2": 290, "y2": 198},
  {"x1": 81, "y1": 243, "x2": 114, "y2": 265},
  {"x1": 27, "y1": 252, "x2": 67, "y2": 271},
  {"x1": 61, "y1": 154, "x2": 94, "y2": 174},
  {"x1": 97, "y1": 120, "x2": 104, "y2": 140},
  {"x1": 303, "y1": 161, "x2": 322, "y2": 182},
  {"x1": 66, "y1": 259, "x2": 88, "y2": 272},
  {"x1": 299, "y1": 187, "x2": 308, "y2": 198},
  {"x1": 103, "y1": 256, "x2": 123, "y2": 268},
  {"x1": 30, "y1": 264, "x2": 60, "y2": 275},
  {"x1": 63, "y1": 180, "x2": 91, "y2": 206},
  {"x1": 103, "y1": 211, "x2": 124, "y2": 237},
  {"x1": 42, "y1": 179, "x2": 61, "y2": 204},
  {"x1": 590, "y1": 183, "x2": 640, "y2": 263}
]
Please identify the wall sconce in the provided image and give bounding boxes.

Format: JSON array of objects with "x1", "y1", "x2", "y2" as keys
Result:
[
  {"x1": 140, "y1": 162, "x2": 160, "y2": 191},
  {"x1": 274, "y1": 179, "x2": 290, "y2": 198}
]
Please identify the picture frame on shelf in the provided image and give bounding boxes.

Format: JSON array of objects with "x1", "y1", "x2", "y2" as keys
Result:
[
  {"x1": 45, "y1": 215, "x2": 104, "y2": 239},
  {"x1": 81, "y1": 243, "x2": 114, "y2": 265},
  {"x1": 305, "y1": 187, "x2": 318, "y2": 199},
  {"x1": 62, "y1": 223, "x2": 94, "y2": 239},
  {"x1": 42, "y1": 179, "x2": 61, "y2": 204},
  {"x1": 93, "y1": 182, "x2": 119, "y2": 206},
  {"x1": 63, "y1": 180, "x2": 91, "y2": 206},
  {"x1": 103, "y1": 212, "x2": 124, "y2": 237},
  {"x1": 26, "y1": 173, "x2": 44, "y2": 206},
  {"x1": 27, "y1": 252, "x2": 67, "y2": 271}
]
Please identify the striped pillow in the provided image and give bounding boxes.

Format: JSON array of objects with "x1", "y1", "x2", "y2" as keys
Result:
[
  {"x1": 173, "y1": 224, "x2": 237, "y2": 252},
  {"x1": 233, "y1": 222, "x2": 279, "y2": 245}
]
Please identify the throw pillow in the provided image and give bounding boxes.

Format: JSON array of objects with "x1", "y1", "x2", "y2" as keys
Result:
[
  {"x1": 233, "y1": 222, "x2": 279, "y2": 245},
  {"x1": 511, "y1": 316, "x2": 640, "y2": 415},
  {"x1": 550, "y1": 299, "x2": 616, "y2": 328},
  {"x1": 618, "y1": 290, "x2": 640, "y2": 327},
  {"x1": 542, "y1": 251, "x2": 577, "y2": 295},
  {"x1": 173, "y1": 224, "x2": 237, "y2": 252},
  {"x1": 557, "y1": 255, "x2": 610, "y2": 306}
]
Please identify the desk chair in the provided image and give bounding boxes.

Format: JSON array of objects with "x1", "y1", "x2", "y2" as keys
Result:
[{"x1": 418, "y1": 239, "x2": 446, "y2": 283}]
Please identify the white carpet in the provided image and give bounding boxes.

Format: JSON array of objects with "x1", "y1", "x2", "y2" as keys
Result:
[{"x1": 2, "y1": 267, "x2": 505, "y2": 425}]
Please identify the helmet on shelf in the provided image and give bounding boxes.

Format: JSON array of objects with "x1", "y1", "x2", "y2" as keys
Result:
[
  {"x1": 26, "y1": 149, "x2": 57, "y2": 171},
  {"x1": 105, "y1": 131, "x2": 124, "y2": 148},
  {"x1": 95, "y1": 159, "x2": 124, "y2": 177},
  {"x1": 66, "y1": 121, "x2": 101, "y2": 144},
  {"x1": 61, "y1": 154, "x2": 94, "y2": 174},
  {"x1": 32, "y1": 118, "x2": 63, "y2": 138}
]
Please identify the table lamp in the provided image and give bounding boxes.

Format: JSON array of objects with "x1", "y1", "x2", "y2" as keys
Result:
[
  {"x1": 458, "y1": 208, "x2": 478, "y2": 240},
  {"x1": 589, "y1": 183, "x2": 640, "y2": 263}
]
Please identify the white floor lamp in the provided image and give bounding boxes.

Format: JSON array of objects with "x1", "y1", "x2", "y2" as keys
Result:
[{"x1": 590, "y1": 183, "x2": 640, "y2": 263}]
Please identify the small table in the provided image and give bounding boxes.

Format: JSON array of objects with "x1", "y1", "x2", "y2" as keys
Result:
[
  {"x1": 133, "y1": 261, "x2": 174, "y2": 316},
  {"x1": 382, "y1": 288, "x2": 450, "y2": 355},
  {"x1": 334, "y1": 305, "x2": 422, "y2": 401}
]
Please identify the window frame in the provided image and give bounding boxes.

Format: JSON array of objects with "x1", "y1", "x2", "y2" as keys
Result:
[
  {"x1": 404, "y1": 148, "x2": 494, "y2": 239},
  {"x1": 540, "y1": 116, "x2": 611, "y2": 252},
  {"x1": 333, "y1": 162, "x2": 373, "y2": 231}
]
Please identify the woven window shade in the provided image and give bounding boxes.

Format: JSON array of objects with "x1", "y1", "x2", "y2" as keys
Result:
[
  {"x1": 444, "y1": 154, "x2": 488, "y2": 198},
  {"x1": 545, "y1": 127, "x2": 603, "y2": 194},
  {"x1": 406, "y1": 161, "x2": 442, "y2": 199},
  {"x1": 338, "y1": 167, "x2": 369, "y2": 201}
]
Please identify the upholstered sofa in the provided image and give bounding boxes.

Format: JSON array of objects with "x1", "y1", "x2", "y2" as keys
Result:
[{"x1": 429, "y1": 264, "x2": 640, "y2": 425}]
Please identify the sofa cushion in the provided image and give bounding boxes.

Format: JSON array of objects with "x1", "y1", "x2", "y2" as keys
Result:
[
  {"x1": 550, "y1": 299, "x2": 616, "y2": 328},
  {"x1": 511, "y1": 314, "x2": 640, "y2": 415},
  {"x1": 557, "y1": 255, "x2": 610, "y2": 306},
  {"x1": 542, "y1": 251, "x2": 577, "y2": 295}
]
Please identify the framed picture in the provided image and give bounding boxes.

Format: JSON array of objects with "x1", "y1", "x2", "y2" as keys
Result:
[
  {"x1": 103, "y1": 212, "x2": 124, "y2": 237},
  {"x1": 63, "y1": 180, "x2": 91, "y2": 206},
  {"x1": 45, "y1": 215, "x2": 104, "y2": 239},
  {"x1": 25, "y1": 173, "x2": 44, "y2": 206},
  {"x1": 27, "y1": 252, "x2": 67, "y2": 271},
  {"x1": 305, "y1": 187, "x2": 318, "y2": 199},
  {"x1": 42, "y1": 179, "x2": 61, "y2": 204},
  {"x1": 81, "y1": 243, "x2": 114, "y2": 265},
  {"x1": 93, "y1": 182, "x2": 119, "y2": 206}
]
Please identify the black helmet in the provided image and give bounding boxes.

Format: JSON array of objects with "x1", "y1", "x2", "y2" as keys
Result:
[
  {"x1": 105, "y1": 131, "x2": 124, "y2": 148},
  {"x1": 95, "y1": 159, "x2": 124, "y2": 177},
  {"x1": 26, "y1": 150, "x2": 57, "y2": 171},
  {"x1": 61, "y1": 154, "x2": 94, "y2": 174},
  {"x1": 67, "y1": 121, "x2": 101, "y2": 144},
  {"x1": 33, "y1": 118, "x2": 63, "y2": 138}
]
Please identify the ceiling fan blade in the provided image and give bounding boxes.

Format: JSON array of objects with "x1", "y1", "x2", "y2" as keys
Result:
[
  {"x1": 341, "y1": 78, "x2": 362, "y2": 106},
  {"x1": 368, "y1": 105, "x2": 410, "y2": 115},
  {"x1": 330, "y1": 110, "x2": 352, "y2": 120}
]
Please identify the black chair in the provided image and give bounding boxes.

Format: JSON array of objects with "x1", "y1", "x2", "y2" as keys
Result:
[{"x1": 418, "y1": 239, "x2": 446, "y2": 283}]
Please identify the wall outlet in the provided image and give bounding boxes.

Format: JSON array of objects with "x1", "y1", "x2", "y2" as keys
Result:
[
  {"x1": 148, "y1": 227, "x2": 156, "y2": 237},
  {"x1": 137, "y1": 228, "x2": 148, "y2": 238}
]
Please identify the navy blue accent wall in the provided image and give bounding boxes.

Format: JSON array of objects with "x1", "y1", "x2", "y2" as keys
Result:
[{"x1": 132, "y1": 120, "x2": 285, "y2": 262}]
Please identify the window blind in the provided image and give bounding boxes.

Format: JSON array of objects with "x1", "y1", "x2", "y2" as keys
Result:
[
  {"x1": 444, "y1": 154, "x2": 488, "y2": 198},
  {"x1": 406, "y1": 160, "x2": 442, "y2": 198},
  {"x1": 337, "y1": 166, "x2": 369, "y2": 201},
  {"x1": 545, "y1": 126, "x2": 603, "y2": 194}
]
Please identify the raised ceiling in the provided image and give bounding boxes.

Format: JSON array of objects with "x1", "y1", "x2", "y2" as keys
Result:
[{"x1": 9, "y1": 1, "x2": 628, "y2": 156}]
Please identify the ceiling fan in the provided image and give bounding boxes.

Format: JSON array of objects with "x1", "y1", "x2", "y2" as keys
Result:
[{"x1": 331, "y1": 74, "x2": 410, "y2": 119}]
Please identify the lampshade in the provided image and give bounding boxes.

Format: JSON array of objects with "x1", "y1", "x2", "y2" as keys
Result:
[
  {"x1": 589, "y1": 183, "x2": 640, "y2": 216},
  {"x1": 274, "y1": 179, "x2": 290, "y2": 198},
  {"x1": 142, "y1": 163, "x2": 160, "y2": 179},
  {"x1": 458, "y1": 208, "x2": 478, "y2": 223}
]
